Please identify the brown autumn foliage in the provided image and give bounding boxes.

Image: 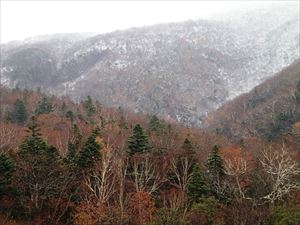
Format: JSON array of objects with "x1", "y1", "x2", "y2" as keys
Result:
[
  {"x1": 159, "y1": 188, "x2": 186, "y2": 210},
  {"x1": 0, "y1": 84, "x2": 299, "y2": 225},
  {"x1": 220, "y1": 146, "x2": 254, "y2": 200},
  {"x1": 73, "y1": 202, "x2": 108, "y2": 225},
  {"x1": 0, "y1": 215, "x2": 20, "y2": 225},
  {"x1": 0, "y1": 122, "x2": 25, "y2": 153},
  {"x1": 127, "y1": 192, "x2": 156, "y2": 225}
]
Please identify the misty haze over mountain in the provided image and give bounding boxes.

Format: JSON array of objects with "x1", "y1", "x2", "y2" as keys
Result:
[
  {"x1": 1, "y1": 2, "x2": 299, "y2": 126},
  {"x1": 2, "y1": 2, "x2": 300, "y2": 224}
]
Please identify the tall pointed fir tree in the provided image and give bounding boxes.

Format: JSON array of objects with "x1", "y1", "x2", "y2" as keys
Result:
[
  {"x1": 75, "y1": 127, "x2": 101, "y2": 169},
  {"x1": 19, "y1": 116, "x2": 58, "y2": 159},
  {"x1": 66, "y1": 124, "x2": 82, "y2": 163},
  {"x1": 66, "y1": 110, "x2": 74, "y2": 123},
  {"x1": 296, "y1": 79, "x2": 300, "y2": 104},
  {"x1": 66, "y1": 142, "x2": 76, "y2": 162},
  {"x1": 82, "y1": 95, "x2": 96, "y2": 117},
  {"x1": 206, "y1": 145, "x2": 225, "y2": 180},
  {"x1": 206, "y1": 145, "x2": 227, "y2": 201},
  {"x1": 0, "y1": 153, "x2": 14, "y2": 198},
  {"x1": 182, "y1": 137, "x2": 195, "y2": 155},
  {"x1": 17, "y1": 116, "x2": 63, "y2": 210},
  {"x1": 187, "y1": 164, "x2": 209, "y2": 203},
  {"x1": 177, "y1": 137, "x2": 196, "y2": 173},
  {"x1": 35, "y1": 96, "x2": 53, "y2": 115},
  {"x1": 148, "y1": 115, "x2": 162, "y2": 132},
  {"x1": 127, "y1": 124, "x2": 149, "y2": 156},
  {"x1": 10, "y1": 99, "x2": 28, "y2": 124}
]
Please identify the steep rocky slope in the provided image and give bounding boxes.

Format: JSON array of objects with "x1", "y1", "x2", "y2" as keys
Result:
[{"x1": 1, "y1": 3, "x2": 299, "y2": 126}]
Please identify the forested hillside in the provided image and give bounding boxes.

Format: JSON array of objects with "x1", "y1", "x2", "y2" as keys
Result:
[
  {"x1": 1, "y1": 3, "x2": 299, "y2": 126},
  {"x1": 0, "y1": 84, "x2": 299, "y2": 225},
  {"x1": 204, "y1": 60, "x2": 300, "y2": 142}
]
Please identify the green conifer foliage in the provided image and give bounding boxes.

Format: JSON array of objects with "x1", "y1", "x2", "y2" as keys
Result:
[
  {"x1": 0, "y1": 153, "x2": 14, "y2": 197},
  {"x1": 148, "y1": 115, "x2": 162, "y2": 132},
  {"x1": 182, "y1": 138, "x2": 194, "y2": 155},
  {"x1": 10, "y1": 99, "x2": 28, "y2": 124},
  {"x1": 66, "y1": 110, "x2": 74, "y2": 122},
  {"x1": 82, "y1": 95, "x2": 96, "y2": 116},
  {"x1": 66, "y1": 124, "x2": 82, "y2": 163},
  {"x1": 35, "y1": 97, "x2": 53, "y2": 115},
  {"x1": 66, "y1": 142, "x2": 76, "y2": 162},
  {"x1": 295, "y1": 79, "x2": 300, "y2": 103},
  {"x1": 17, "y1": 117, "x2": 62, "y2": 210},
  {"x1": 76, "y1": 128, "x2": 101, "y2": 169},
  {"x1": 19, "y1": 116, "x2": 57, "y2": 159},
  {"x1": 65, "y1": 124, "x2": 82, "y2": 165},
  {"x1": 207, "y1": 145, "x2": 225, "y2": 180},
  {"x1": 206, "y1": 145, "x2": 227, "y2": 201},
  {"x1": 187, "y1": 164, "x2": 209, "y2": 202},
  {"x1": 127, "y1": 124, "x2": 149, "y2": 156}
]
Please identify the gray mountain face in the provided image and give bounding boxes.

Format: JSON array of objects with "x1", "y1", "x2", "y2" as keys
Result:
[{"x1": 1, "y1": 4, "x2": 299, "y2": 126}]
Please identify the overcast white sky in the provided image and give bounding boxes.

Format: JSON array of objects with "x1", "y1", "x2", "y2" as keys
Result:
[{"x1": 0, "y1": 1, "x2": 297, "y2": 43}]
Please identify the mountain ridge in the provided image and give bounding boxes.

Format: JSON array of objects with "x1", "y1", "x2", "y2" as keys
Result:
[{"x1": 1, "y1": 4, "x2": 299, "y2": 126}]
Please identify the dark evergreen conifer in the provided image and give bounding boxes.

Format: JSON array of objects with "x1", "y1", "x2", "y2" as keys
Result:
[
  {"x1": 206, "y1": 145, "x2": 225, "y2": 180},
  {"x1": 35, "y1": 97, "x2": 53, "y2": 115},
  {"x1": 0, "y1": 153, "x2": 14, "y2": 197},
  {"x1": 206, "y1": 145, "x2": 227, "y2": 201},
  {"x1": 182, "y1": 137, "x2": 194, "y2": 155},
  {"x1": 148, "y1": 115, "x2": 161, "y2": 132},
  {"x1": 66, "y1": 142, "x2": 76, "y2": 162},
  {"x1": 76, "y1": 128, "x2": 101, "y2": 169},
  {"x1": 66, "y1": 124, "x2": 82, "y2": 163},
  {"x1": 82, "y1": 95, "x2": 96, "y2": 116},
  {"x1": 295, "y1": 79, "x2": 300, "y2": 103},
  {"x1": 17, "y1": 117, "x2": 62, "y2": 210},
  {"x1": 66, "y1": 110, "x2": 74, "y2": 122},
  {"x1": 187, "y1": 164, "x2": 209, "y2": 202},
  {"x1": 10, "y1": 99, "x2": 28, "y2": 124},
  {"x1": 127, "y1": 124, "x2": 149, "y2": 156},
  {"x1": 19, "y1": 116, "x2": 58, "y2": 160}
]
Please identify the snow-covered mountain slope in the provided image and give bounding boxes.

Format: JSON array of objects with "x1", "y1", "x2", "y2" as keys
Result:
[{"x1": 1, "y1": 3, "x2": 299, "y2": 126}]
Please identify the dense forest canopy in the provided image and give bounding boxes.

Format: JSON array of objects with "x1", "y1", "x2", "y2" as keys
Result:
[{"x1": 0, "y1": 68, "x2": 299, "y2": 225}]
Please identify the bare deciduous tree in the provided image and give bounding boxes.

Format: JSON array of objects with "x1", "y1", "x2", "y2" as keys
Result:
[
  {"x1": 225, "y1": 157, "x2": 249, "y2": 200},
  {"x1": 131, "y1": 155, "x2": 162, "y2": 194},
  {"x1": 259, "y1": 144, "x2": 300, "y2": 204},
  {"x1": 84, "y1": 141, "x2": 116, "y2": 204},
  {"x1": 169, "y1": 155, "x2": 194, "y2": 193},
  {"x1": 0, "y1": 123, "x2": 20, "y2": 152},
  {"x1": 222, "y1": 146, "x2": 251, "y2": 200},
  {"x1": 115, "y1": 156, "x2": 128, "y2": 223}
]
